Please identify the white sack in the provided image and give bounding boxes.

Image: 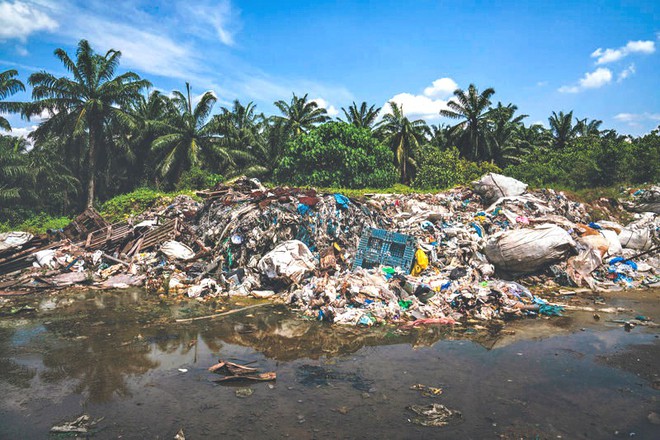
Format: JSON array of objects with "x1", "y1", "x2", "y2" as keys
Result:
[
  {"x1": 257, "y1": 240, "x2": 316, "y2": 284},
  {"x1": 0, "y1": 231, "x2": 33, "y2": 252},
  {"x1": 161, "y1": 241, "x2": 196, "y2": 260},
  {"x1": 34, "y1": 249, "x2": 57, "y2": 268},
  {"x1": 483, "y1": 224, "x2": 576, "y2": 273},
  {"x1": 618, "y1": 228, "x2": 652, "y2": 251},
  {"x1": 600, "y1": 229, "x2": 622, "y2": 256},
  {"x1": 473, "y1": 173, "x2": 528, "y2": 203}
]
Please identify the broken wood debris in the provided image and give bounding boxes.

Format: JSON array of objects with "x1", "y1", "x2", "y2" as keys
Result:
[{"x1": 209, "y1": 359, "x2": 277, "y2": 383}]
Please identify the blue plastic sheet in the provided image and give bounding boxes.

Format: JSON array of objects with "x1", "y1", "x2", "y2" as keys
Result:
[
  {"x1": 334, "y1": 193, "x2": 350, "y2": 210},
  {"x1": 609, "y1": 256, "x2": 638, "y2": 270},
  {"x1": 297, "y1": 203, "x2": 311, "y2": 216}
]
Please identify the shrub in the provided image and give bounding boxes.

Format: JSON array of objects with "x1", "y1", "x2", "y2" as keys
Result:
[
  {"x1": 273, "y1": 122, "x2": 398, "y2": 188},
  {"x1": 0, "y1": 213, "x2": 72, "y2": 234},
  {"x1": 176, "y1": 167, "x2": 224, "y2": 191},
  {"x1": 100, "y1": 188, "x2": 174, "y2": 223},
  {"x1": 412, "y1": 146, "x2": 501, "y2": 190},
  {"x1": 504, "y1": 133, "x2": 660, "y2": 189}
]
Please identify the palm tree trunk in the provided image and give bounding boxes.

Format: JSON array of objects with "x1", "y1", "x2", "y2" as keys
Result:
[{"x1": 86, "y1": 126, "x2": 96, "y2": 209}]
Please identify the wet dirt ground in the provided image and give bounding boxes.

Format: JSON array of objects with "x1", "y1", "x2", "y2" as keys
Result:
[{"x1": 0, "y1": 288, "x2": 658, "y2": 439}]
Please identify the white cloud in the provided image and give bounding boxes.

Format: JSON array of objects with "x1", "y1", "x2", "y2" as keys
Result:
[
  {"x1": 613, "y1": 112, "x2": 660, "y2": 133},
  {"x1": 380, "y1": 78, "x2": 458, "y2": 121},
  {"x1": 384, "y1": 93, "x2": 449, "y2": 119},
  {"x1": 591, "y1": 40, "x2": 655, "y2": 64},
  {"x1": 536, "y1": 81, "x2": 548, "y2": 87},
  {"x1": 8, "y1": 124, "x2": 38, "y2": 139},
  {"x1": 422, "y1": 77, "x2": 458, "y2": 98},
  {"x1": 580, "y1": 67, "x2": 612, "y2": 88},
  {"x1": 183, "y1": 0, "x2": 238, "y2": 46},
  {"x1": 557, "y1": 85, "x2": 579, "y2": 94},
  {"x1": 558, "y1": 67, "x2": 612, "y2": 93},
  {"x1": 617, "y1": 64, "x2": 636, "y2": 82},
  {"x1": 0, "y1": 0, "x2": 58, "y2": 41},
  {"x1": 613, "y1": 112, "x2": 660, "y2": 123},
  {"x1": 311, "y1": 98, "x2": 339, "y2": 117},
  {"x1": 71, "y1": 19, "x2": 202, "y2": 82}
]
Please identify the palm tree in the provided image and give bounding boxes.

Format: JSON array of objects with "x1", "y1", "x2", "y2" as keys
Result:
[
  {"x1": 26, "y1": 39, "x2": 150, "y2": 208},
  {"x1": 440, "y1": 84, "x2": 496, "y2": 161},
  {"x1": 340, "y1": 101, "x2": 381, "y2": 130},
  {"x1": 428, "y1": 123, "x2": 452, "y2": 149},
  {"x1": 548, "y1": 111, "x2": 582, "y2": 149},
  {"x1": 216, "y1": 100, "x2": 262, "y2": 150},
  {"x1": 0, "y1": 135, "x2": 29, "y2": 203},
  {"x1": 247, "y1": 117, "x2": 289, "y2": 180},
  {"x1": 514, "y1": 123, "x2": 552, "y2": 152},
  {"x1": 378, "y1": 101, "x2": 429, "y2": 184},
  {"x1": 115, "y1": 90, "x2": 169, "y2": 187},
  {"x1": 0, "y1": 69, "x2": 25, "y2": 131},
  {"x1": 214, "y1": 99, "x2": 265, "y2": 176},
  {"x1": 26, "y1": 140, "x2": 80, "y2": 214},
  {"x1": 151, "y1": 83, "x2": 237, "y2": 185},
  {"x1": 577, "y1": 118, "x2": 603, "y2": 137},
  {"x1": 273, "y1": 93, "x2": 329, "y2": 136},
  {"x1": 489, "y1": 102, "x2": 528, "y2": 166}
]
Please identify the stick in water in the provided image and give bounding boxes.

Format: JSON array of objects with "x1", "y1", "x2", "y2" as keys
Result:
[{"x1": 175, "y1": 303, "x2": 269, "y2": 323}]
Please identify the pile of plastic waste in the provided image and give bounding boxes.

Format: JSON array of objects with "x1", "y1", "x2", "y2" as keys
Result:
[{"x1": 0, "y1": 174, "x2": 657, "y2": 327}]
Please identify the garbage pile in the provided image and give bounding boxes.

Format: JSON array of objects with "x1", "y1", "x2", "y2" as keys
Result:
[
  {"x1": 0, "y1": 174, "x2": 657, "y2": 327},
  {"x1": 622, "y1": 185, "x2": 660, "y2": 214}
]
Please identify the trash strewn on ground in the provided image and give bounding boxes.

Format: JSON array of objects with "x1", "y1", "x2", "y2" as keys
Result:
[
  {"x1": 50, "y1": 414, "x2": 103, "y2": 434},
  {"x1": 0, "y1": 174, "x2": 658, "y2": 327},
  {"x1": 407, "y1": 403, "x2": 463, "y2": 427}
]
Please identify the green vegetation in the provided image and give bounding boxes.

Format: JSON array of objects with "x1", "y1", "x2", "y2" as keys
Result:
[
  {"x1": 0, "y1": 39, "x2": 658, "y2": 231},
  {"x1": 413, "y1": 146, "x2": 500, "y2": 190},
  {"x1": 100, "y1": 188, "x2": 198, "y2": 223},
  {"x1": 0, "y1": 214, "x2": 71, "y2": 235},
  {"x1": 274, "y1": 122, "x2": 397, "y2": 188}
]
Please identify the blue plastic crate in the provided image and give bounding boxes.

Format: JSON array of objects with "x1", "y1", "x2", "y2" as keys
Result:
[{"x1": 353, "y1": 227, "x2": 417, "y2": 272}]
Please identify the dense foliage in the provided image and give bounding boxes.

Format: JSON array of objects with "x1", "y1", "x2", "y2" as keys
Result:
[
  {"x1": 505, "y1": 131, "x2": 660, "y2": 189},
  {"x1": 0, "y1": 39, "x2": 658, "y2": 229},
  {"x1": 413, "y1": 146, "x2": 500, "y2": 190},
  {"x1": 274, "y1": 122, "x2": 397, "y2": 188}
]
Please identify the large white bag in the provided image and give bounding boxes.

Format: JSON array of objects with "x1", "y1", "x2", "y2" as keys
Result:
[
  {"x1": 483, "y1": 224, "x2": 576, "y2": 273},
  {"x1": 473, "y1": 173, "x2": 528, "y2": 203},
  {"x1": 258, "y1": 240, "x2": 316, "y2": 284}
]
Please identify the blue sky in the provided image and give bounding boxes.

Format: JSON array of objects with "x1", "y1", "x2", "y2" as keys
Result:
[{"x1": 1, "y1": 0, "x2": 659, "y2": 137}]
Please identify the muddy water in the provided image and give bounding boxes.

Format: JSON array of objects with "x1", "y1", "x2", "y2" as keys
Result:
[{"x1": 0, "y1": 289, "x2": 658, "y2": 439}]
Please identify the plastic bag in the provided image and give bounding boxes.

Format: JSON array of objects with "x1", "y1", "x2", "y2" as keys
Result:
[
  {"x1": 483, "y1": 224, "x2": 576, "y2": 273},
  {"x1": 257, "y1": 240, "x2": 316, "y2": 284},
  {"x1": 473, "y1": 173, "x2": 528, "y2": 203},
  {"x1": 161, "y1": 241, "x2": 196, "y2": 260},
  {"x1": 0, "y1": 231, "x2": 33, "y2": 252}
]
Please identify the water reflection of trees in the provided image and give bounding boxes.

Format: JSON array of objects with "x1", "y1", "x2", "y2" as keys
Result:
[
  {"x1": 39, "y1": 292, "x2": 160, "y2": 404},
  {"x1": 0, "y1": 328, "x2": 37, "y2": 389}
]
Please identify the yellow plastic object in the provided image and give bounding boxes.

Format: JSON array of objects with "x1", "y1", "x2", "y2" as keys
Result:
[{"x1": 411, "y1": 248, "x2": 429, "y2": 276}]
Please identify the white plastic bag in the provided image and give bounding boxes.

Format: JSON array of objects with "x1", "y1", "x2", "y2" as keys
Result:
[
  {"x1": 473, "y1": 173, "x2": 528, "y2": 202},
  {"x1": 161, "y1": 241, "x2": 196, "y2": 260},
  {"x1": 483, "y1": 224, "x2": 576, "y2": 273},
  {"x1": 618, "y1": 228, "x2": 652, "y2": 251},
  {"x1": 257, "y1": 240, "x2": 316, "y2": 284},
  {"x1": 0, "y1": 231, "x2": 33, "y2": 252}
]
